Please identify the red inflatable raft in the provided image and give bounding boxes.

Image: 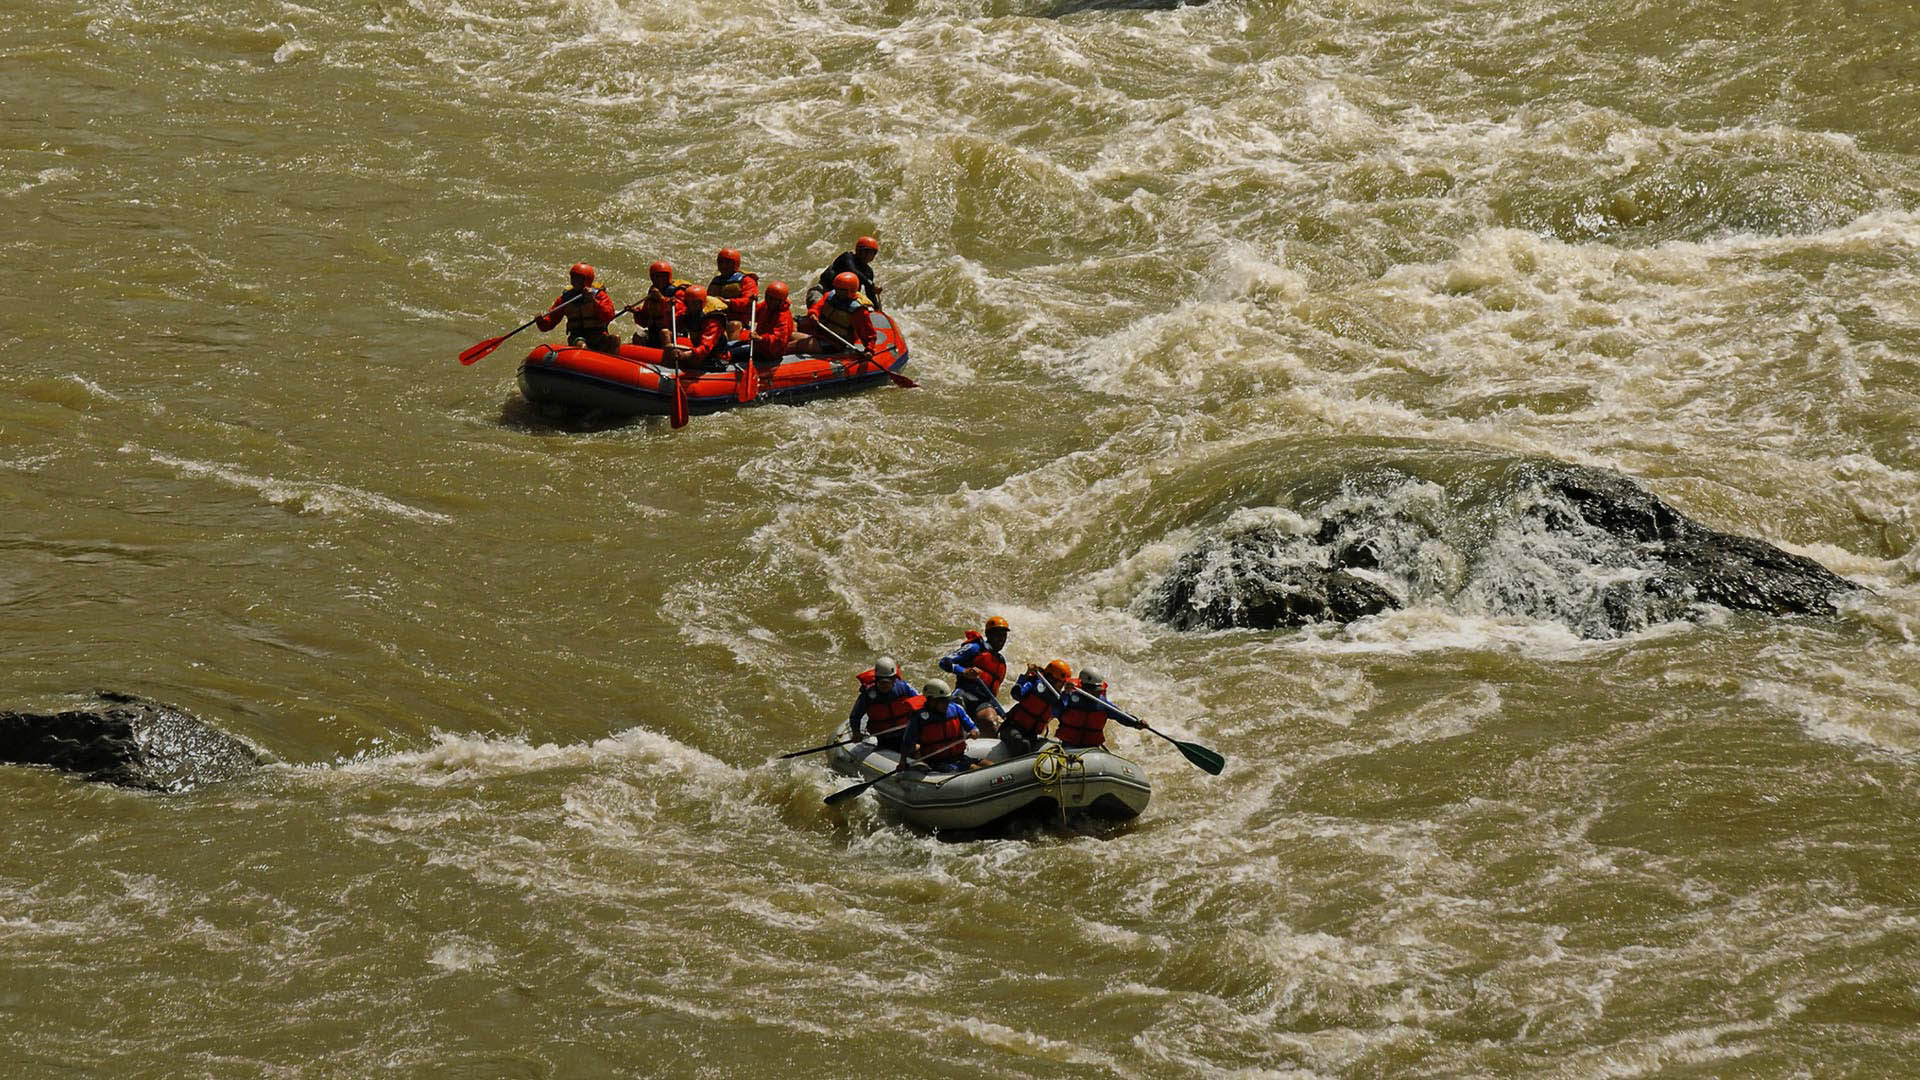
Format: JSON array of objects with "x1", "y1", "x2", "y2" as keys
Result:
[{"x1": 516, "y1": 310, "x2": 911, "y2": 419}]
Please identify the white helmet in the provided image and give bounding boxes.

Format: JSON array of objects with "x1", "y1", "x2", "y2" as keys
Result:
[
  {"x1": 922, "y1": 677, "x2": 952, "y2": 699},
  {"x1": 1078, "y1": 667, "x2": 1106, "y2": 690},
  {"x1": 873, "y1": 656, "x2": 898, "y2": 678}
]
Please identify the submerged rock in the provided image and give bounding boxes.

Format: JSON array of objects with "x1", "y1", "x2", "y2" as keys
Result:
[
  {"x1": 1151, "y1": 459, "x2": 1857, "y2": 637},
  {"x1": 0, "y1": 691, "x2": 269, "y2": 792}
]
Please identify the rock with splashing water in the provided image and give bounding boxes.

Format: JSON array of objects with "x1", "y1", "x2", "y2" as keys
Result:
[
  {"x1": 0, "y1": 691, "x2": 269, "y2": 792},
  {"x1": 1152, "y1": 459, "x2": 1857, "y2": 638}
]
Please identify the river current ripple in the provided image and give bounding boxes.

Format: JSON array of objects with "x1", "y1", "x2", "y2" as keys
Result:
[{"x1": 5, "y1": 0, "x2": 1920, "y2": 1075}]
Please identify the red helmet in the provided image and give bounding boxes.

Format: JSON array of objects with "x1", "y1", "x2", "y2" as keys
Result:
[
  {"x1": 569, "y1": 262, "x2": 595, "y2": 284},
  {"x1": 683, "y1": 285, "x2": 709, "y2": 307},
  {"x1": 832, "y1": 271, "x2": 860, "y2": 292},
  {"x1": 649, "y1": 260, "x2": 672, "y2": 277},
  {"x1": 765, "y1": 280, "x2": 789, "y2": 303},
  {"x1": 717, "y1": 248, "x2": 741, "y2": 269},
  {"x1": 854, "y1": 236, "x2": 879, "y2": 254}
]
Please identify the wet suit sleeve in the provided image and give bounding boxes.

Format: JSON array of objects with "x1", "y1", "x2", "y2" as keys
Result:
[
  {"x1": 536, "y1": 291, "x2": 572, "y2": 331},
  {"x1": 1086, "y1": 692, "x2": 1142, "y2": 727},
  {"x1": 938, "y1": 642, "x2": 984, "y2": 676}
]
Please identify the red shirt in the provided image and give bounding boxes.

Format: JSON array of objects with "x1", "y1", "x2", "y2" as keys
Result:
[
  {"x1": 753, "y1": 301, "x2": 794, "y2": 355},
  {"x1": 537, "y1": 287, "x2": 616, "y2": 333},
  {"x1": 805, "y1": 294, "x2": 876, "y2": 350}
]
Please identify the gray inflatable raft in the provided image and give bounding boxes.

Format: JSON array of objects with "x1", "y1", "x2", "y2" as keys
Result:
[{"x1": 824, "y1": 722, "x2": 1152, "y2": 830}]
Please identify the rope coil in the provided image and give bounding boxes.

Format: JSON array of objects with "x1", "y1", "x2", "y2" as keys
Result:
[{"x1": 1032, "y1": 743, "x2": 1086, "y2": 823}]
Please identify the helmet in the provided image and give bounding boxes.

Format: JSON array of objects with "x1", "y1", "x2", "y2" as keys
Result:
[
  {"x1": 984, "y1": 615, "x2": 1009, "y2": 633},
  {"x1": 873, "y1": 656, "x2": 898, "y2": 678},
  {"x1": 854, "y1": 236, "x2": 879, "y2": 253},
  {"x1": 766, "y1": 280, "x2": 789, "y2": 302},
  {"x1": 1078, "y1": 667, "x2": 1107, "y2": 691},
  {"x1": 649, "y1": 260, "x2": 672, "y2": 277},
  {"x1": 832, "y1": 271, "x2": 860, "y2": 292},
  {"x1": 569, "y1": 262, "x2": 595, "y2": 284},
  {"x1": 717, "y1": 247, "x2": 741, "y2": 268},
  {"x1": 1043, "y1": 659, "x2": 1072, "y2": 683},
  {"x1": 683, "y1": 285, "x2": 708, "y2": 307},
  {"x1": 922, "y1": 678, "x2": 951, "y2": 699}
]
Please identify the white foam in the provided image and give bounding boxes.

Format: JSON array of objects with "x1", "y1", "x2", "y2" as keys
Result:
[{"x1": 128, "y1": 447, "x2": 452, "y2": 524}]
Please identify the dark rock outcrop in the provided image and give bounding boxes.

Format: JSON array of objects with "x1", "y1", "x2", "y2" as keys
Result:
[
  {"x1": 0, "y1": 691, "x2": 268, "y2": 791},
  {"x1": 1151, "y1": 460, "x2": 1857, "y2": 638}
]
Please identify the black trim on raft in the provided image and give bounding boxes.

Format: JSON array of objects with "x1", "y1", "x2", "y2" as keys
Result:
[{"x1": 516, "y1": 350, "x2": 910, "y2": 419}]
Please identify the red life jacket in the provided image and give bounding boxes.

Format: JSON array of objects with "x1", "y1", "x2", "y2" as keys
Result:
[
  {"x1": 960, "y1": 630, "x2": 1008, "y2": 693},
  {"x1": 912, "y1": 702, "x2": 970, "y2": 765},
  {"x1": 862, "y1": 689, "x2": 923, "y2": 739},
  {"x1": 1056, "y1": 683, "x2": 1112, "y2": 748},
  {"x1": 1004, "y1": 685, "x2": 1054, "y2": 739}
]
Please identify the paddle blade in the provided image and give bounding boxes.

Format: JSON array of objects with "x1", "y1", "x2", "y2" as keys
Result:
[
  {"x1": 1174, "y1": 740, "x2": 1225, "y2": 775},
  {"x1": 458, "y1": 335, "x2": 506, "y2": 366},
  {"x1": 736, "y1": 362, "x2": 755, "y2": 403},
  {"x1": 670, "y1": 371, "x2": 689, "y2": 429},
  {"x1": 823, "y1": 779, "x2": 875, "y2": 806},
  {"x1": 872, "y1": 354, "x2": 918, "y2": 389}
]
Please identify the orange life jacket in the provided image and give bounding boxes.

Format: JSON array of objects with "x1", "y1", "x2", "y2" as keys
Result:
[
  {"x1": 911, "y1": 702, "x2": 971, "y2": 765},
  {"x1": 637, "y1": 281, "x2": 690, "y2": 330},
  {"x1": 709, "y1": 270, "x2": 757, "y2": 300},
  {"x1": 565, "y1": 287, "x2": 614, "y2": 337},
  {"x1": 815, "y1": 292, "x2": 868, "y2": 342},
  {"x1": 1055, "y1": 683, "x2": 1111, "y2": 749}
]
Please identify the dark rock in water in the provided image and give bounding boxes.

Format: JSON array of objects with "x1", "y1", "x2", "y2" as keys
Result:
[
  {"x1": 1155, "y1": 521, "x2": 1408, "y2": 631},
  {"x1": 1151, "y1": 459, "x2": 1857, "y2": 638},
  {"x1": 0, "y1": 691, "x2": 268, "y2": 791}
]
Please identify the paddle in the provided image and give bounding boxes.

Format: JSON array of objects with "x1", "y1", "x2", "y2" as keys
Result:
[
  {"x1": 813, "y1": 320, "x2": 918, "y2": 389},
  {"x1": 736, "y1": 294, "x2": 758, "y2": 403},
  {"x1": 668, "y1": 306, "x2": 689, "y2": 429},
  {"x1": 956, "y1": 671, "x2": 1008, "y2": 720},
  {"x1": 458, "y1": 294, "x2": 580, "y2": 366},
  {"x1": 824, "y1": 751, "x2": 936, "y2": 806},
  {"x1": 778, "y1": 736, "x2": 862, "y2": 760},
  {"x1": 1036, "y1": 674, "x2": 1225, "y2": 775}
]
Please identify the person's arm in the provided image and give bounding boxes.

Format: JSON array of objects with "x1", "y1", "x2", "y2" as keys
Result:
[
  {"x1": 853, "y1": 308, "x2": 877, "y2": 349},
  {"x1": 536, "y1": 292, "x2": 571, "y2": 331},
  {"x1": 938, "y1": 641, "x2": 981, "y2": 675},
  {"x1": 590, "y1": 289, "x2": 616, "y2": 322},
  {"x1": 847, "y1": 690, "x2": 871, "y2": 732},
  {"x1": 1086, "y1": 691, "x2": 1143, "y2": 727}
]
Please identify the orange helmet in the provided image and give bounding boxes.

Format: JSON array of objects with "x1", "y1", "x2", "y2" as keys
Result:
[
  {"x1": 832, "y1": 271, "x2": 860, "y2": 292},
  {"x1": 766, "y1": 280, "x2": 789, "y2": 303},
  {"x1": 683, "y1": 285, "x2": 708, "y2": 307},
  {"x1": 1044, "y1": 659, "x2": 1072, "y2": 684},
  {"x1": 649, "y1": 260, "x2": 672, "y2": 277},
  {"x1": 985, "y1": 615, "x2": 1009, "y2": 633},
  {"x1": 854, "y1": 236, "x2": 879, "y2": 254},
  {"x1": 569, "y1": 262, "x2": 595, "y2": 284},
  {"x1": 717, "y1": 248, "x2": 741, "y2": 269}
]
